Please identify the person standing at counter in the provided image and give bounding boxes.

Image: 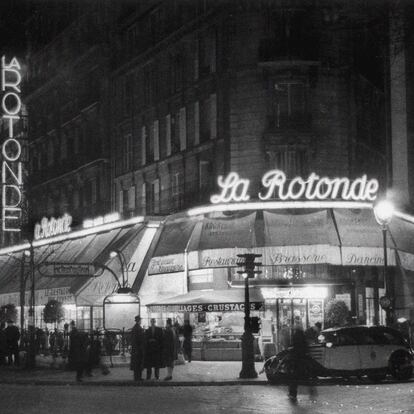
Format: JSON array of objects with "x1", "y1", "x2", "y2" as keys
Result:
[
  {"x1": 182, "y1": 319, "x2": 193, "y2": 363},
  {"x1": 144, "y1": 318, "x2": 163, "y2": 380}
]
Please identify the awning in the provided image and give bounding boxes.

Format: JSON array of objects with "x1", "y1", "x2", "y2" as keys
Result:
[
  {"x1": 146, "y1": 288, "x2": 264, "y2": 313},
  {"x1": 0, "y1": 222, "x2": 155, "y2": 307},
  {"x1": 148, "y1": 208, "x2": 414, "y2": 274}
]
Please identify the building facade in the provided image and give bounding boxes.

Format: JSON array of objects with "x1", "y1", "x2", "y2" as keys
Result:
[{"x1": 0, "y1": 1, "x2": 413, "y2": 358}]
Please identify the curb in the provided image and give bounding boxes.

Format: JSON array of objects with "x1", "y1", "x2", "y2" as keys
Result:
[{"x1": 0, "y1": 379, "x2": 268, "y2": 387}]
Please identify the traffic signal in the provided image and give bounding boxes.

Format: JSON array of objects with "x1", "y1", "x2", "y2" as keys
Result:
[
  {"x1": 237, "y1": 253, "x2": 262, "y2": 278},
  {"x1": 250, "y1": 316, "x2": 261, "y2": 334}
]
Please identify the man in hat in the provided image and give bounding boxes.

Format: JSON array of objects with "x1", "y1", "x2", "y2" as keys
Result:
[
  {"x1": 5, "y1": 320, "x2": 20, "y2": 366},
  {"x1": 130, "y1": 316, "x2": 145, "y2": 381}
]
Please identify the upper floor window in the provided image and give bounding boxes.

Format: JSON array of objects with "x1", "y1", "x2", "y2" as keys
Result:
[
  {"x1": 268, "y1": 81, "x2": 310, "y2": 130},
  {"x1": 268, "y1": 147, "x2": 308, "y2": 179},
  {"x1": 199, "y1": 29, "x2": 216, "y2": 76}
]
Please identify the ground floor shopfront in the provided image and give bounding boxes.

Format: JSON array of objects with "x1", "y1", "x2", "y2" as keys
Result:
[
  {"x1": 0, "y1": 203, "x2": 414, "y2": 360},
  {"x1": 138, "y1": 204, "x2": 414, "y2": 359}
]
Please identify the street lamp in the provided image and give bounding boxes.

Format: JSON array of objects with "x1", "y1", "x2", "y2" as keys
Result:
[
  {"x1": 374, "y1": 199, "x2": 394, "y2": 326},
  {"x1": 109, "y1": 250, "x2": 131, "y2": 293},
  {"x1": 237, "y1": 253, "x2": 262, "y2": 379}
]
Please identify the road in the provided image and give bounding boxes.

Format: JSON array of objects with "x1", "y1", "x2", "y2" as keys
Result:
[{"x1": 1, "y1": 381, "x2": 413, "y2": 414}]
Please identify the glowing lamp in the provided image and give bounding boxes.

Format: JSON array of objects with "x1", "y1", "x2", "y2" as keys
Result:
[{"x1": 374, "y1": 200, "x2": 394, "y2": 227}]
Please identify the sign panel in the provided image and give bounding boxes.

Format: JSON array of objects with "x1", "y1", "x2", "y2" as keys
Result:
[
  {"x1": 148, "y1": 302, "x2": 263, "y2": 313},
  {"x1": 1, "y1": 56, "x2": 23, "y2": 232},
  {"x1": 38, "y1": 262, "x2": 97, "y2": 277}
]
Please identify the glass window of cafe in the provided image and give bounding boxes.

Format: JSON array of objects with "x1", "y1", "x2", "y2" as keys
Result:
[{"x1": 147, "y1": 309, "x2": 263, "y2": 340}]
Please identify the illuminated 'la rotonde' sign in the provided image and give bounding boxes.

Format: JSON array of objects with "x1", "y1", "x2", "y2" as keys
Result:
[
  {"x1": 210, "y1": 170, "x2": 379, "y2": 204},
  {"x1": 1, "y1": 56, "x2": 23, "y2": 232}
]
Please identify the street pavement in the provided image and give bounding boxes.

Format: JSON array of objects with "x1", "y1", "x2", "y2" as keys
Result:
[
  {"x1": 0, "y1": 381, "x2": 414, "y2": 414},
  {"x1": 0, "y1": 361, "x2": 267, "y2": 385}
]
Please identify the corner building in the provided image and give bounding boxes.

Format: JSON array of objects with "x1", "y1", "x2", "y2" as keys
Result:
[{"x1": 109, "y1": 1, "x2": 414, "y2": 359}]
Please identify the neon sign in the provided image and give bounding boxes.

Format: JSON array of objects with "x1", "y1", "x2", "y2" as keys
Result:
[
  {"x1": 34, "y1": 214, "x2": 72, "y2": 240},
  {"x1": 210, "y1": 170, "x2": 379, "y2": 204},
  {"x1": 1, "y1": 56, "x2": 23, "y2": 232}
]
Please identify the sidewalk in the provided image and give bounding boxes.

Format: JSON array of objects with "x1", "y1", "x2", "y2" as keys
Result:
[{"x1": 0, "y1": 360, "x2": 268, "y2": 386}]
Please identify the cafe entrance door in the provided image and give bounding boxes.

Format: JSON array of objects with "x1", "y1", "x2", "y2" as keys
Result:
[{"x1": 275, "y1": 298, "x2": 324, "y2": 351}]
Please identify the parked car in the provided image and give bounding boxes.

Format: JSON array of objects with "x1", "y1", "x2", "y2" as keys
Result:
[{"x1": 263, "y1": 325, "x2": 414, "y2": 384}]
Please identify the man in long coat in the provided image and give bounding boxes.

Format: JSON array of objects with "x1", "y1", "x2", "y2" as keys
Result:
[
  {"x1": 162, "y1": 318, "x2": 178, "y2": 381},
  {"x1": 5, "y1": 320, "x2": 20, "y2": 366},
  {"x1": 130, "y1": 316, "x2": 145, "y2": 381},
  {"x1": 69, "y1": 322, "x2": 89, "y2": 382},
  {"x1": 144, "y1": 318, "x2": 163, "y2": 380}
]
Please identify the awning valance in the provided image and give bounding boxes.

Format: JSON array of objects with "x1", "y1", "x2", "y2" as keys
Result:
[
  {"x1": 148, "y1": 208, "x2": 414, "y2": 274},
  {"x1": 146, "y1": 288, "x2": 264, "y2": 313}
]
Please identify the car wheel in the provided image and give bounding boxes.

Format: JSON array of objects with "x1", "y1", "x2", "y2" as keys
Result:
[
  {"x1": 389, "y1": 353, "x2": 413, "y2": 381},
  {"x1": 367, "y1": 373, "x2": 386, "y2": 383}
]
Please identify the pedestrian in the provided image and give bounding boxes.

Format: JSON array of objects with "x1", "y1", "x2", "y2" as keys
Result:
[
  {"x1": 130, "y1": 316, "x2": 145, "y2": 381},
  {"x1": 305, "y1": 322, "x2": 322, "y2": 344},
  {"x1": 86, "y1": 330, "x2": 109, "y2": 377},
  {"x1": 0, "y1": 322, "x2": 7, "y2": 366},
  {"x1": 162, "y1": 318, "x2": 178, "y2": 381},
  {"x1": 287, "y1": 317, "x2": 317, "y2": 403},
  {"x1": 144, "y1": 318, "x2": 163, "y2": 380},
  {"x1": 68, "y1": 321, "x2": 89, "y2": 382},
  {"x1": 279, "y1": 323, "x2": 291, "y2": 350},
  {"x1": 5, "y1": 320, "x2": 20, "y2": 366},
  {"x1": 182, "y1": 319, "x2": 193, "y2": 362}
]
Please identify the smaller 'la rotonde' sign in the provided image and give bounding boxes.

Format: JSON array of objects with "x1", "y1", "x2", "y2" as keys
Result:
[
  {"x1": 210, "y1": 170, "x2": 379, "y2": 204},
  {"x1": 34, "y1": 213, "x2": 72, "y2": 240}
]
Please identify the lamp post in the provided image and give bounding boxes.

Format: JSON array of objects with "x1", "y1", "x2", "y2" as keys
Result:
[
  {"x1": 374, "y1": 199, "x2": 394, "y2": 327},
  {"x1": 237, "y1": 253, "x2": 261, "y2": 379},
  {"x1": 109, "y1": 250, "x2": 131, "y2": 293}
]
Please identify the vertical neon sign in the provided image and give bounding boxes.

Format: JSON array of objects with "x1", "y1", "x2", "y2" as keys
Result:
[{"x1": 1, "y1": 56, "x2": 22, "y2": 232}]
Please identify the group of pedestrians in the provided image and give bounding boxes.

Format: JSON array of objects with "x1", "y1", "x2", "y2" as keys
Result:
[
  {"x1": 68, "y1": 321, "x2": 110, "y2": 382},
  {"x1": 0, "y1": 320, "x2": 20, "y2": 367},
  {"x1": 130, "y1": 316, "x2": 193, "y2": 382}
]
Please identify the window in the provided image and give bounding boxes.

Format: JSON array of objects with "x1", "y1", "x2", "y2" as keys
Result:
[
  {"x1": 171, "y1": 172, "x2": 183, "y2": 209},
  {"x1": 146, "y1": 179, "x2": 160, "y2": 215},
  {"x1": 199, "y1": 29, "x2": 216, "y2": 76},
  {"x1": 194, "y1": 101, "x2": 200, "y2": 145},
  {"x1": 141, "y1": 183, "x2": 146, "y2": 214},
  {"x1": 179, "y1": 107, "x2": 187, "y2": 151},
  {"x1": 128, "y1": 185, "x2": 136, "y2": 210},
  {"x1": 118, "y1": 189, "x2": 123, "y2": 212},
  {"x1": 152, "y1": 179, "x2": 160, "y2": 214},
  {"x1": 271, "y1": 148, "x2": 308, "y2": 178},
  {"x1": 141, "y1": 126, "x2": 146, "y2": 165},
  {"x1": 270, "y1": 81, "x2": 309, "y2": 129},
  {"x1": 124, "y1": 134, "x2": 132, "y2": 171},
  {"x1": 171, "y1": 113, "x2": 180, "y2": 153},
  {"x1": 210, "y1": 94, "x2": 217, "y2": 139},
  {"x1": 91, "y1": 178, "x2": 97, "y2": 205},
  {"x1": 165, "y1": 114, "x2": 171, "y2": 156},
  {"x1": 153, "y1": 120, "x2": 159, "y2": 161},
  {"x1": 73, "y1": 189, "x2": 79, "y2": 209},
  {"x1": 199, "y1": 160, "x2": 212, "y2": 202}
]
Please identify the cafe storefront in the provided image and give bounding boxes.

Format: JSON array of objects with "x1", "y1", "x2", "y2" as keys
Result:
[{"x1": 137, "y1": 169, "x2": 414, "y2": 358}]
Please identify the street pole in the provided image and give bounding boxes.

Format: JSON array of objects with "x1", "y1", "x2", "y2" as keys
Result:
[
  {"x1": 27, "y1": 241, "x2": 36, "y2": 369},
  {"x1": 237, "y1": 253, "x2": 261, "y2": 379},
  {"x1": 382, "y1": 227, "x2": 392, "y2": 327}
]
